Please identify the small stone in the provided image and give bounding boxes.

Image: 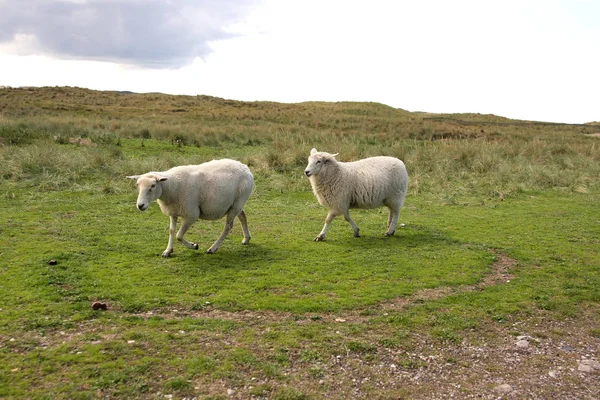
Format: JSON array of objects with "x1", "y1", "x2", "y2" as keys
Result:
[
  {"x1": 335, "y1": 318, "x2": 346, "y2": 322},
  {"x1": 48, "y1": 259, "x2": 57, "y2": 265},
  {"x1": 494, "y1": 384, "x2": 513, "y2": 394},
  {"x1": 578, "y1": 364, "x2": 592, "y2": 372},
  {"x1": 227, "y1": 389, "x2": 235, "y2": 396},
  {"x1": 127, "y1": 340, "x2": 136, "y2": 344},
  {"x1": 516, "y1": 339, "x2": 529, "y2": 348},
  {"x1": 548, "y1": 370, "x2": 557, "y2": 378},
  {"x1": 578, "y1": 359, "x2": 600, "y2": 372}
]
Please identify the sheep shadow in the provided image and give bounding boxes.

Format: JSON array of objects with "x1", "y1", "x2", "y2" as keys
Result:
[
  {"x1": 168, "y1": 223, "x2": 466, "y2": 265},
  {"x1": 178, "y1": 241, "x2": 276, "y2": 271},
  {"x1": 313, "y1": 224, "x2": 467, "y2": 250}
]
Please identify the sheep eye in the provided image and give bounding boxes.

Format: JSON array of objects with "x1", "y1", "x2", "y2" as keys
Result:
[
  {"x1": 324, "y1": 160, "x2": 329, "y2": 164},
  {"x1": 316, "y1": 160, "x2": 321, "y2": 164},
  {"x1": 151, "y1": 184, "x2": 156, "y2": 189}
]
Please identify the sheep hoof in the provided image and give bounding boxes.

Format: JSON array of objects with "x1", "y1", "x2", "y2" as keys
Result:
[
  {"x1": 206, "y1": 248, "x2": 217, "y2": 254},
  {"x1": 193, "y1": 243, "x2": 199, "y2": 250},
  {"x1": 161, "y1": 250, "x2": 172, "y2": 258},
  {"x1": 385, "y1": 231, "x2": 395, "y2": 237},
  {"x1": 314, "y1": 236, "x2": 325, "y2": 242},
  {"x1": 354, "y1": 232, "x2": 360, "y2": 238}
]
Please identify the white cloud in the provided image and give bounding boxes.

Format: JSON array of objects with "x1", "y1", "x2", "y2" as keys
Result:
[{"x1": 0, "y1": 0, "x2": 257, "y2": 68}]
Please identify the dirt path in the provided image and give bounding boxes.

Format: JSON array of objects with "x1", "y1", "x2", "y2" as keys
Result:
[{"x1": 132, "y1": 252, "x2": 516, "y2": 324}]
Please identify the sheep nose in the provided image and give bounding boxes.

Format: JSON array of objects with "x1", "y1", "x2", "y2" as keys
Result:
[
  {"x1": 137, "y1": 203, "x2": 145, "y2": 211},
  {"x1": 304, "y1": 170, "x2": 311, "y2": 177}
]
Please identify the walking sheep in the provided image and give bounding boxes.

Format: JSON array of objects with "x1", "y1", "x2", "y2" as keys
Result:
[
  {"x1": 304, "y1": 148, "x2": 408, "y2": 241},
  {"x1": 127, "y1": 159, "x2": 254, "y2": 256}
]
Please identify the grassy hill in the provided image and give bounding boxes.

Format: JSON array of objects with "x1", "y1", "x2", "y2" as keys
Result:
[{"x1": 1, "y1": 86, "x2": 599, "y2": 196}]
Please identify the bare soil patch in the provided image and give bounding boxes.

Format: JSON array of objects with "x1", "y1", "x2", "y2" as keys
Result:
[{"x1": 284, "y1": 309, "x2": 600, "y2": 399}]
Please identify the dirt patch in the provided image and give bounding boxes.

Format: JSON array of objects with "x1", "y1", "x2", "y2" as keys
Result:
[
  {"x1": 289, "y1": 309, "x2": 600, "y2": 399},
  {"x1": 53, "y1": 136, "x2": 97, "y2": 146},
  {"x1": 69, "y1": 137, "x2": 95, "y2": 146}
]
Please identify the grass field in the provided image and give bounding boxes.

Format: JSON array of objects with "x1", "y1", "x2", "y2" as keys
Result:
[{"x1": 1, "y1": 87, "x2": 599, "y2": 399}]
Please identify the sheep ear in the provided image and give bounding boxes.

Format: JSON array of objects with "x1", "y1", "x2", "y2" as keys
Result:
[
  {"x1": 331, "y1": 153, "x2": 339, "y2": 158},
  {"x1": 157, "y1": 176, "x2": 168, "y2": 182},
  {"x1": 310, "y1": 148, "x2": 318, "y2": 155},
  {"x1": 126, "y1": 175, "x2": 140, "y2": 180}
]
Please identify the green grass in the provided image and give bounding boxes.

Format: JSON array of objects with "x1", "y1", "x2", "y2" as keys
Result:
[
  {"x1": 0, "y1": 189, "x2": 495, "y2": 316},
  {"x1": 0, "y1": 86, "x2": 599, "y2": 398}
]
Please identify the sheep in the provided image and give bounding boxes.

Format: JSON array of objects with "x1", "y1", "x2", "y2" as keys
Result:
[
  {"x1": 127, "y1": 159, "x2": 254, "y2": 256},
  {"x1": 304, "y1": 148, "x2": 408, "y2": 241}
]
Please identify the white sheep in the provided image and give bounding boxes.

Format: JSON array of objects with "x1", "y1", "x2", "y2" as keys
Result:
[
  {"x1": 304, "y1": 148, "x2": 408, "y2": 241},
  {"x1": 127, "y1": 159, "x2": 254, "y2": 255}
]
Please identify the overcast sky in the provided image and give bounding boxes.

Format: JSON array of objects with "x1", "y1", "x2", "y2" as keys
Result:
[{"x1": 1, "y1": 0, "x2": 598, "y2": 124}]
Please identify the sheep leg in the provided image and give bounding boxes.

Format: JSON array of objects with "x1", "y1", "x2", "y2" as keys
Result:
[
  {"x1": 237, "y1": 210, "x2": 251, "y2": 245},
  {"x1": 162, "y1": 216, "x2": 178, "y2": 257},
  {"x1": 386, "y1": 208, "x2": 400, "y2": 236},
  {"x1": 176, "y1": 218, "x2": 199, "y2": 251},
  {"x1": 343, "y1": 211, "x2": 360, "y2": 238},
  {"x1": 207, "y1": 213, "x2": 235, "y2": 254},
  {"x1": 315, "y1": 212, "x2": 337, "y2": 241}
]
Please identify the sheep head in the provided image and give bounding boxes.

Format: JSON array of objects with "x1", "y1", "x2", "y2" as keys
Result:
[
  {"x1": 127, "y1": 174, "x2": 168, "y2": 211},
  {"x1": 305, "y1": 148, "x2": 338, "y2": 178}
]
